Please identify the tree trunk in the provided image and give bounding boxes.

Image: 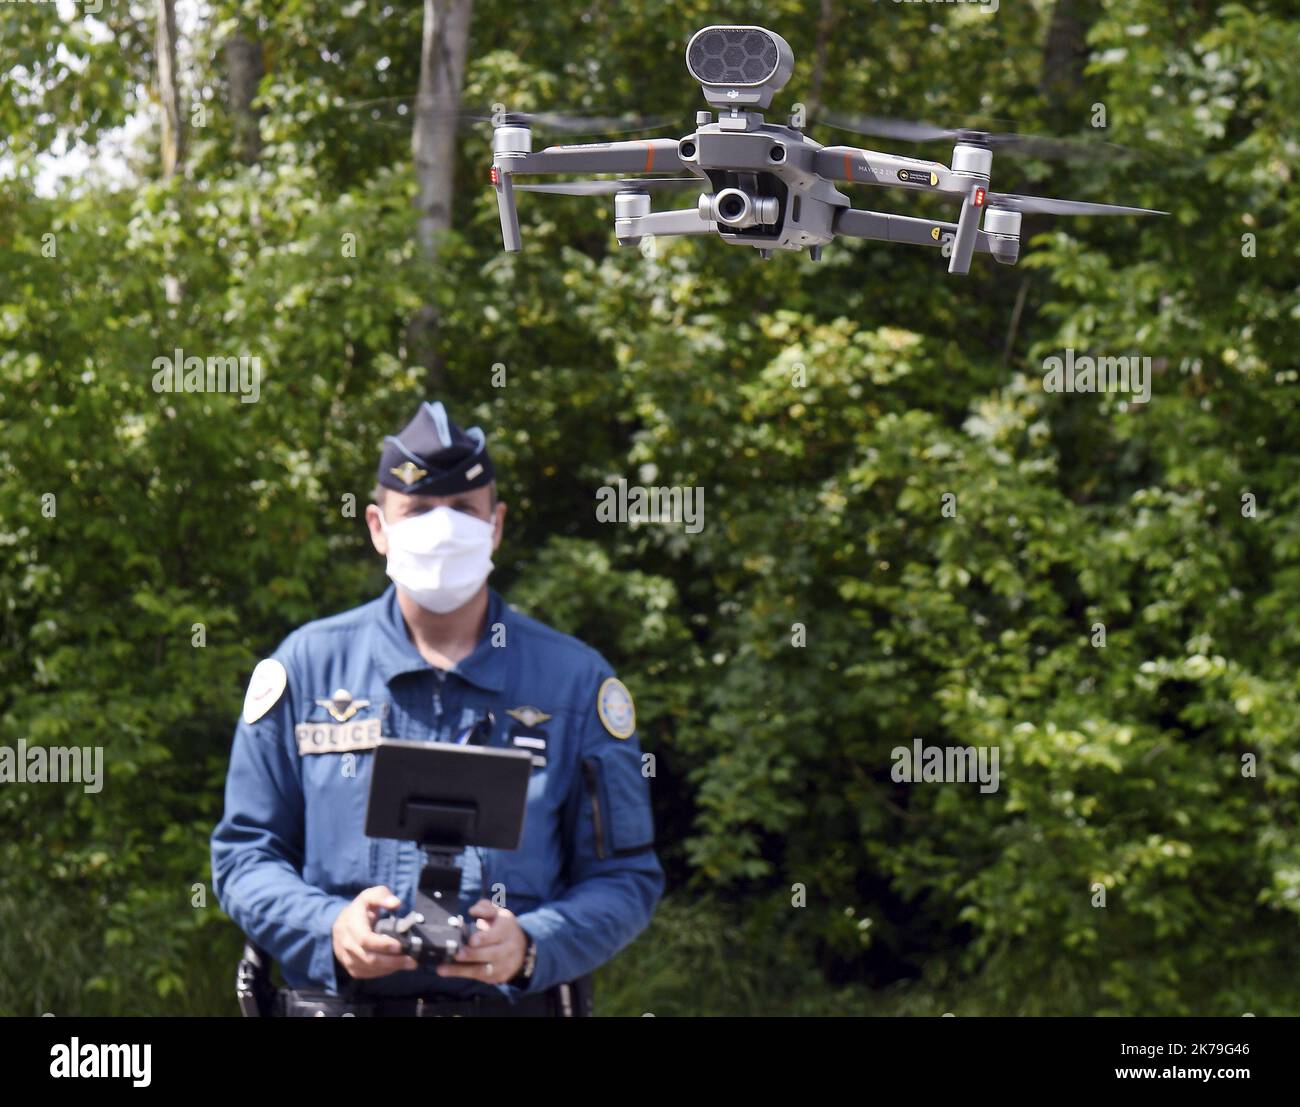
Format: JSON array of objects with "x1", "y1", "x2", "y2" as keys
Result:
[
  {"x1": 225, "y1": 33, "x2": 264, "y2": 166},
  {"x1": 1009, "y1": 1, "x2": 1100, "y2": 364},
  {"x1": 408, "y1": 0, "x2": 474, "y2": 392},
  {"x1": 155, "y1": 0, "x2": 184, "y2": 179},
  {"x1": 155, "y1": 0, "x2": 185, "y2": 305},
  {"x1": 1039, "y1": 0, "x2": 1098, "y2": 126},
  {"x1": 806, "y1": 0, "x2": 837, "y2": 124}
]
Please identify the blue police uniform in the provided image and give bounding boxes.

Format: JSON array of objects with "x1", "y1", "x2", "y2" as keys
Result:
[
  {"x1": 210, "y1": 584, "x2": 663, "y2": 1000},
  {"x1": 210, "y1": 400, "x2": 663, "y2": 1006}
]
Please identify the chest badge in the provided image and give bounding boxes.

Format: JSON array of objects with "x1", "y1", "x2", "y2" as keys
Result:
[
  {"x1": 506, "y1": 705, "x2": 552, "y2": 728},
  {"x1": 316, "y1": 688, "x2": 370, "y2": 723},
  {"x1": 596, "y1": 677, "x2": 636, "y2": 740}
]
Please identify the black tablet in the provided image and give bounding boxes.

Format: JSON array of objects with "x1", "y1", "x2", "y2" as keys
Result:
[{"x1": 363, "y1": 738, "x2": 532, "y2": 850}]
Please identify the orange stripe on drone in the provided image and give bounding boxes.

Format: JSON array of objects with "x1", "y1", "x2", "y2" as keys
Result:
[
  {"x1": 844, "y1": 152, "x2": 854, "y2": 181},
  {"x1": 645, "y1": 143, "x2": 655, "y2": 172}
]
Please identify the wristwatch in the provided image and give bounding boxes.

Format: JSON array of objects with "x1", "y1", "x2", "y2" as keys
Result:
[{"x1": 509, "y1": 932, "x2": 537, "y2": 987}]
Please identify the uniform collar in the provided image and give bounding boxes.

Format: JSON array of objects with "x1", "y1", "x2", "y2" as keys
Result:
[{"x1": 374, "y1": 584, "x2": 509, "y2": 693}]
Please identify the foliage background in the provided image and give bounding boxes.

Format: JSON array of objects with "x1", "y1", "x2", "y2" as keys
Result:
[{"x1": 2, "y1": 0, "x2": 1299, "y2": 1015}]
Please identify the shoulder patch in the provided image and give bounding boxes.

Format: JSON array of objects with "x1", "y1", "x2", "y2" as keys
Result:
[
  {"x1": 243, "y1": 658, "x2": 288, "y2": 724},
  {"x1": 596, "y1": 677, "x2": 636, "y2": 740}
]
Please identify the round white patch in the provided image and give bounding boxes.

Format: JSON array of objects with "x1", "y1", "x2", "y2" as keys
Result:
[
  {"x1": 243, "y1": 658, "x2": 288, "y2": 724},
  {"x1": 597, "y1": 677, "x2": 636, "y2": 740}
]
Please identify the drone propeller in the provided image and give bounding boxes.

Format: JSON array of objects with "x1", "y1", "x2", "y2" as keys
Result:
[
  {"x1": 473, "y1": 109, "x2": 677, "y2": 136},
  {"x1": 986, "y1": 191, "x2": 1167, "y2": 217},
  {"x1": 817, "y1": 112, "x2": 1131, "y2": 162},
  {"x1": 328, "y1": 99, "x2": 675, "y2": 137},
  {"x1": 514, "y1": 177, "x2": 703, "y2": 196}
]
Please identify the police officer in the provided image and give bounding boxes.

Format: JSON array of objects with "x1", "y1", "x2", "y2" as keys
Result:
[{"x1": 210, "y1": 401, "x2": 663, "y2": 1016}]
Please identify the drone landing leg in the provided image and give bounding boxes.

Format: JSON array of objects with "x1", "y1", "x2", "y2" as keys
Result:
[
  {"x1": 495, "y1": 172, "x2": 521, "y2": 253},
  {"x1": 947, "y1": 187, "x2": 984, "y2": 276}
]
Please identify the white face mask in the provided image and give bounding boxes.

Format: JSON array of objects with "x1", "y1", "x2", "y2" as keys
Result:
[{"x1": 379, "y1": 505, "x2": 496, "y2": 614}]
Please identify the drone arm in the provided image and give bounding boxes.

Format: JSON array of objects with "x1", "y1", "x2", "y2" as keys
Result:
[
  {"x1": 493, "y1": 139, "x2": 687, "y2": 252},
  {"x1": 619, "y1": 207, "x2": 715, "y2": 238},
  {"x1": 814, "y1": 145, "x2": 959, "y2": 194},
  {"x1": 507, "y1": 138, "x2": 686, "y2": 177},
  {"x1": 834, "y1": 207, "x2": 999, "y2": 258}
]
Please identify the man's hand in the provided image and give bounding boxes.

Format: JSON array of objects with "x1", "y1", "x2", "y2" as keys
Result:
[
  {"x1": 331, "y1": 886, "x2": 418, "y2": 980},
  {"x1": 436, "y1": 899, "x2": 527, "y2": 985}
]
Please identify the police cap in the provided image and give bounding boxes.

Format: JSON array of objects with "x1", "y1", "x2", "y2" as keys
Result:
[{"x1": 377, "y1": 401, "x2": 495, "y2": 496}]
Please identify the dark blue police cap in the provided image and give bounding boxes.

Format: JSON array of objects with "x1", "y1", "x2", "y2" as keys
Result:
[{"x1": 377, "y1": 401, "x2": 495, "y2": 496}]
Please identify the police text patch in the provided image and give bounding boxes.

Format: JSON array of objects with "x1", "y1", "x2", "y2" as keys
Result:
[{"x1": 295, "y1": 718, "x2": 382, "y2": 755}]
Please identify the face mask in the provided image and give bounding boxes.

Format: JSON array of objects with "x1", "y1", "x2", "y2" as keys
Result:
[{"x1": 379, "y1": 505, "x2": 496, "y2": 614}]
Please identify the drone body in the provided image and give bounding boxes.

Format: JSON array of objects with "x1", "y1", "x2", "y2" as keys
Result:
[{"x1": 490, "y1": 25, "x2": 1165, "y2": 275}]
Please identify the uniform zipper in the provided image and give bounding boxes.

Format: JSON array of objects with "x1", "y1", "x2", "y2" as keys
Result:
[{"x1": 582, "y1": 759, "x2": 607, "y2": 860}]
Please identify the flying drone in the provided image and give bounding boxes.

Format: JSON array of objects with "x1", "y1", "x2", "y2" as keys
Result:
[{"x1": 490, "y1": 24, "x2": 1166, "y2": 275}]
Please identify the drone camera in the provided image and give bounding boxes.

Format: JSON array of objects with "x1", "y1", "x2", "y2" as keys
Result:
[
  {"x1": 685, "y1": 25, "x2": 794, "y2": 111},
  {"x1": 701, "y1": 188, "x2": 778, "y2": 230}
]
